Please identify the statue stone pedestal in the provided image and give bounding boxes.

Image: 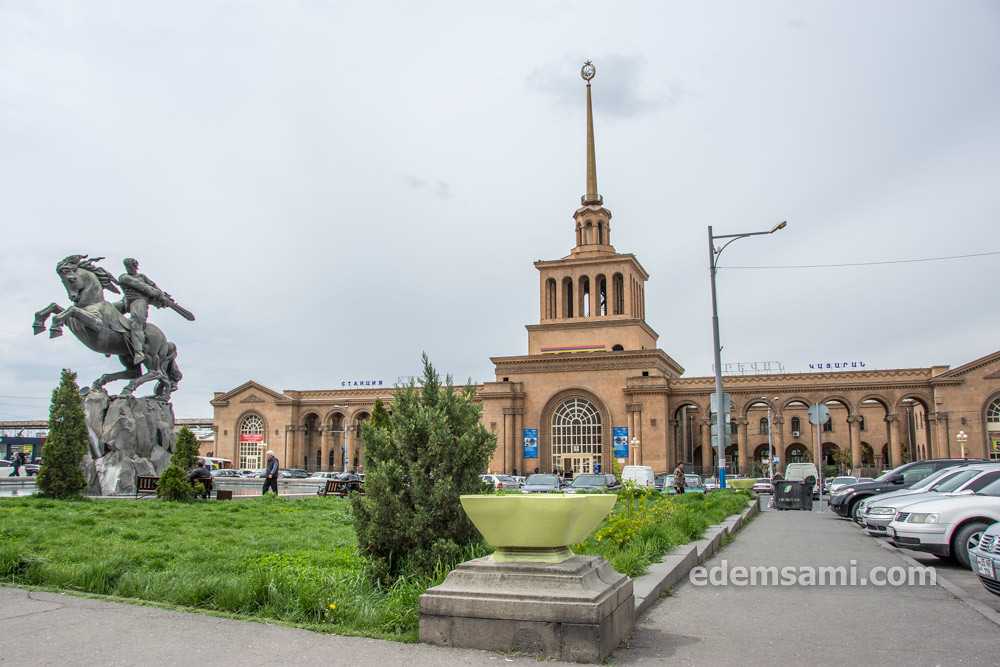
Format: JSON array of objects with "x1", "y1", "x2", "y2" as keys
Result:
[
  {"x1": 419, "y1": 555, "x2": 633, "y2": 663},
  {"x1": 81, "y1": 389, "x2": 175, "y2": 495}
]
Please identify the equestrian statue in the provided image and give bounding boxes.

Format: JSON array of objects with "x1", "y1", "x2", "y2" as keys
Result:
[{"x1": 32, "y1": 255, "x2": 194, "y2": 399}]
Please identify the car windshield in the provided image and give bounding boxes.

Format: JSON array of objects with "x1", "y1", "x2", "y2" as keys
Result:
[
  {"x1": 526, "y1": 474, "x2": 558, "y2": 486},
  {"x1": 930, "y1": 469, "x2": 979, "y2": 492},
  {"x1": 496, "y1": 475, "x2": 516, "y2": 483},
  {"x1": 571, "y1": 474, "x2": 606, "y2": 487}
]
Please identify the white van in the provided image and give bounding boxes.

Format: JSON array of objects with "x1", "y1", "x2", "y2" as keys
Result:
[
  {"x1": 783, "y1": 462, "x2": 819, "y2": 483},
  {"x1": 621, "y1": 465, "x2": 655, "y2": 488}
]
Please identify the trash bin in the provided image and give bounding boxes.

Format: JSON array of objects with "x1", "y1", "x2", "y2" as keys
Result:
[
  {"x1": 758, "y1": 493, "x2": 772, "y2": 512},
  {"x1": 773, "y1": 481, "x2": 807, "y2": 510}
]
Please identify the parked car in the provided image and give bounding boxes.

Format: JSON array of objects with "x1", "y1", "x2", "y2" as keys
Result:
[
  {"x1": 564, "y1": 473, "x2": 615, "y2": 494},
  {"x1": 282, "y1": 468, "x2": 311, "y2": 479},
  {"x1": 703, "y1": 477, "x2": 719, "y2": 491},
  {"x1": 826, "y1": 476, "x2": 858, "y2": 495},
  {"x1": 863, "y1": 466, "x2": 1000, "y2": 535},
  {"x1": 887, "y1": 475, "x2": 1000, "y2": 569},
  {"x1": 311, "y1": 471, "x2": 343, "y2": 480},
  {"x1": 830, "y1": 458, "x2": 985, "y2": 521},
  {"x1": 621, "y1": 465, "x2": 655, "y2": 488},
  {"x1": 856, "y1": 466, "x2": 975, "y2": 526},
  {"x1": 481, "y1": 474, "x2": 519, "y2": 490},
  {"x1": 210, "y1": 469, "x2": 242, "y2": 478},
  {"x1": 603, "y1": 474, "x2": 621, "y2": 490},
  {"x1": 666, "y1": 473, "x2": 706, "y2": 494},
  {"x1": 654, "y1": 473, "x2": 669, "y2": 492},
  {"x1": 971, "y1": 521, "x2": 1000, "y2": 596},
  {"x1": 751, "y1": 478, "x2": 774, "y2": 494},
  {"x1": 0, "y1": 459, "x2": 12, "y2": 477},
  {"x1": 520, "y1": 473, "x2": 563, "y2": 493}
]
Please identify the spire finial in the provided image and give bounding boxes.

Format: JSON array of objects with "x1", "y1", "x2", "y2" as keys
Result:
[{"x1": 581, "y1": 60, "x2": 602, "y2": 206}]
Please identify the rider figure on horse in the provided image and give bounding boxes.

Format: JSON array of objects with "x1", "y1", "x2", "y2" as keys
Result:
[{"x1": 118, "y1": 258, "x2": 164, "y2": 366}]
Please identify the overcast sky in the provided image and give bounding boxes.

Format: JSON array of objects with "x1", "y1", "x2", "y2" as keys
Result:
[{"x1": 2, "y1": 1, "x2": 998, "y2": 420}]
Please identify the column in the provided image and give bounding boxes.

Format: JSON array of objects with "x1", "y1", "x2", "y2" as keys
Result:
[
  {"x1": 331, "y1": 430, "x2": 343, "y2": 471},
  {"x1": 626, "y1": 411, "x2": 635, "y2": 465},
  {"x1": 667, "y1": 418, "x2": 679, "y2": 471},
  {"x1": 930, "y1": 412, "x2": 949, "y2": 459},
  {"x1": 320, "y1": 428, "x2": 331, "y2": 472},
  {"x1": 810, "y1": 421, "x2": 821, "y2": 468},
  {"x1": 344, "y1": 422, "x2": 353, "y2": 472},
  {"x1": 634, "y1": 407, "x2": 643, "y2": 466},
  {"x1": 887, "y1": 414, "x2": 902, "y2": 467},
  {"x1": 737, "y1": 419, "x2": 748, "y2": 476},
  {"x1": 513, "y1": 409, "x2": 524, "y2": 476},
  {"x1": 848, "y1": 416, "x2": 861, "y2": 473},
  {"x1": 700, "y1": 420, "x2": 712, "y2": 473},
  {"x1": 772, "y1": 416, "x2": 785, "y2": 472}
]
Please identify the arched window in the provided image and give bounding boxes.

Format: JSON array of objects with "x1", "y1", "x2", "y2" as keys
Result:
[
  {"x1": 562, "y1": 277, "x2": 574, "y2": 318},
  {"x1": 611, "y1": 344, "x2": 624, "y2": 351},
  {"x1": 579, "y1": 276, "x2": 591, "y2": 317},
  {"x1": 730, "y1": 421, "x2": 738, "y2": 435},
  {"x1": 858, "y1": 415, "x2": 866, "y2": 431},
  {"x1": 328, "y1": 449, "x2": 336, "y2": 466},
  {"x1": 988, "y1": 398, "x2": 1000, "y2": 424},
  {"x1": 551, "y1": 398, "x2": 603, "y2": 466},
  {"x1": 612, "y1": 273, "x2": 624, "y2": 315},
  {"x1": 823, "y1": 416, "x2": 833, "y2": 432},
  {"x1": 238, "y1": 414, "x2": 265, "y2": 470},
  {"x1": 596, "y1": 274, "x2": 607, "y2": 315},
  {"x1": 585, "y1": 220, "x2": 593, "y2": 244},
  {"x1": 759, "y1": 417, "x2": 769, "y2": 435},
  {"x1": 791, "y1": 416, "x2": 801, "y2": 433},
  {"x1": 545, "y1": 278, "x2": 557, "y2": 319},
  {"x1": 597, "y1": 221, "x2": 605, "y2": 245}
]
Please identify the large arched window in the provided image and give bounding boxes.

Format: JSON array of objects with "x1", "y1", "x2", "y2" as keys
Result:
[
  {"x1": 551, "y1": 398, "x2": 603, "y2": 462},
  {"x1": 988, "y1": 398, "x2": 1000, "y2": 424},
  {"x1": 238, "y1": 414, "x2": 265, "y2": 470},
  {"x1": 562, "y1": 277, "x2": 574, "y2": 318},
  {"x1": 759, "y1": 417, "x2": 769, "y2": 435},
  {"x1": 988, "y1": 397, "x2": 1000, "y2": 462}
]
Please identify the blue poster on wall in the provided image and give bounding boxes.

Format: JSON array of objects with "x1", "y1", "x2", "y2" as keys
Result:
[
  {"x1": 522, "y1": 428, "x2": 539, "y2": 459},
  {"x1": 612, "y1": 426, "x2": 629, "y2": 458}
]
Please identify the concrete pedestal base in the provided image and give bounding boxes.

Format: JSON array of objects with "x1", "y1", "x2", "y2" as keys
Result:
[{"x1": 419, "y1": 555, "x2": 633, "y2": 663}]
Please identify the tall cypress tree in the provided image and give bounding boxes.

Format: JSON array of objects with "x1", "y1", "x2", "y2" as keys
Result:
[
  {"x1": 37, "y1": 369, "x2": 88, "y2": 498},
  {"x1": 157, "y1": 427, "x2": 200, "y2": 501}
]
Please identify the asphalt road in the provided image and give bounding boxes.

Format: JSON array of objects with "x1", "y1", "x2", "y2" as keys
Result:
[
  {"x1": 1, "y1": 507, "x2": 996, "y2": 666},
  {"x1": 613, "y1": 507, "x2": 998, "y2": 666}
]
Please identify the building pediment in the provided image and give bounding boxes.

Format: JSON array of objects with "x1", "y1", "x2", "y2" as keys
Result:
[
  {"x1": 937, "y1": 350, "x2": 1000, "y2": 379},
  {"x1": 210, "y1": 380, "x2": 290, "y2": 407}
]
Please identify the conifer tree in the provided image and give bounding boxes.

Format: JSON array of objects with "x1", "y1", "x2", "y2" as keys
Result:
[
  {"x1": 352, "y1": 354, "x2": 496, "y2": 582},
  {"x1": 157, "y1": 427, "x2": 199, "y2": 501},
  {"x1": 37, "y1": 369, "x2": 88, "y2": 498}
]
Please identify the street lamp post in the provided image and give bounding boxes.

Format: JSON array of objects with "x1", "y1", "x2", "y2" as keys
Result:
[
  {"x1": 956, "y1": 430, "x2": 969, "y2": 459},
  {"x1": 708, "y1": 221, "x2": 787, "y2": 490},
  {"x1": 765, "y1": 395, "x2": 779, "y2": 479}
]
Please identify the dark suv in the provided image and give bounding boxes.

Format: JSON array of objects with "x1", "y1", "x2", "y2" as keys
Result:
[{"x1": 829, "y1": 458, "x2": 986, "y2": 521}]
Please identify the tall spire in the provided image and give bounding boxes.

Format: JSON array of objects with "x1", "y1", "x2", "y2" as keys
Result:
[{"x1": 581, "y1": 60, "x2": 602, "y2": 206}]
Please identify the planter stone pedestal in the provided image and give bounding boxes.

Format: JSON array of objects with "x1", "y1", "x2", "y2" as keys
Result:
[{"x1": 420, "y1": 554, "x2": 633, "y2": 663}]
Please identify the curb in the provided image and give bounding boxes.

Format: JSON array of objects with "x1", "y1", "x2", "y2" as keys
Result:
[
  {"x1": 875, "y1": 539, "x2": 1000, "y2": 630},
  {"x1": 632, "y1": 499, "x2": 759, "y2": 616}
]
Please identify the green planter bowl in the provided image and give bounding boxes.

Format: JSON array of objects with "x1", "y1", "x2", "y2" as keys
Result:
[{"x1": 460, "y1": 493, "x2": 617, "y2": 563}]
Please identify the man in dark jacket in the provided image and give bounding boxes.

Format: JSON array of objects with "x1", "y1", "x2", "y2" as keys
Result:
[
  {"x1": 188, "y1": 463, "x2": 213, "y2": 499},
  {"x1": 10, "y1": 452, "x2": 23, "y2": 477},
  {"x1": 262, "y1": 450, "x2": 279, "y2": 495}
]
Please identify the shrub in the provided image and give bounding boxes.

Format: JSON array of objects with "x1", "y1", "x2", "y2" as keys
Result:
[
  {"x1": 352, "y1": 354, "x2": 496, "y2": 582},
  {"x1": 172, "y1": 427, "x2": 199, "y2": 470},
  {"x1": 37, "y1": 369, "x2": 88, "y2": 498},
  {"x1": 157, "y1": 464, "x2": 194, "y2": 501}
]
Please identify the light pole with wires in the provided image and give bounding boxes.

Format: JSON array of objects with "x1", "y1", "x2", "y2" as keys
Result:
[{"x1": 708, "y1": 221, "x2": 787, "y2": 489}]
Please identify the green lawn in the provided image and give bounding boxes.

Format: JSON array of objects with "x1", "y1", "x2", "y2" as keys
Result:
[
  {"x1": 0, "y1": 496, "x2": 432, "y2": 640},
  {"x1": 0, "y1": 490, "x2": 750, "y2": 640}
]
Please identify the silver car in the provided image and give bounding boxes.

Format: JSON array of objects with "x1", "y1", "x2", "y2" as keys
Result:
[{"x1": 863, "y1": 465, "x2": 1000, "y2": 535}]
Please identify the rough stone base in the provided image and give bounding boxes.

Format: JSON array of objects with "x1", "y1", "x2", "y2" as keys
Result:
[
  {"x1": 81, "y1": 389, "x2": 175, "y2": 495},
  {"x1": 420, "y1": 555, "x2": 633, "y2": 663}
]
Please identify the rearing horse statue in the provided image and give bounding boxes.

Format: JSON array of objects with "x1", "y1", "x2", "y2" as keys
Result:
[{"x1": 33, "y1": 255, "x2": 183, "y2": 399}]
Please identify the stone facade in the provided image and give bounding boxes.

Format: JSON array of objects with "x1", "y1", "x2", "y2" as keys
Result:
[{"x1": 209, "y1": 72, "x2": 1000, "y2": 478}]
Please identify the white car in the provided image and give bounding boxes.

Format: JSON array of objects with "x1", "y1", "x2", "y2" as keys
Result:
[
  {"x1": 481, "y1": 474, "x2": 519, "y2": 490},
  {"x1": 887, "y1": 476, "x2": 1000, "y2": 569},
  {"x1": 863, "y1": 466, "x2": 1000, "y2": 536},
  {"x1": 0, "y1": 459, "x2": 13, "y2": 477}
]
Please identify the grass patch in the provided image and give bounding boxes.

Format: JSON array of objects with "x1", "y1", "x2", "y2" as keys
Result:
[
  {"x1": 573, "y1": 490, "x2": 750, "y2": 577},
  {"x1": 0, "y1": 490, "x2": 748, "y2": 638},
  {"x1": 0, "y1": 495, "x2": 459, "y2": 641}
]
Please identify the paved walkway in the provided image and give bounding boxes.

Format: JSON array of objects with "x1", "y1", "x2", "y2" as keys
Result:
[
  {"x1": 1, "y1": 509, "x2": 997, "y2": 666},
  {"x1": 614, "y1": 508, "x2": 998, "y2": 666}
]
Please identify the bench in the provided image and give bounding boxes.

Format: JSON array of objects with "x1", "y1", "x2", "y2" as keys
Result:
[
  {"x1": 136, "y1": 475, "x2": 159, "y2": 498},
  {"x1": 318, "y1": 479, "x2": 364, "y2": 497}
]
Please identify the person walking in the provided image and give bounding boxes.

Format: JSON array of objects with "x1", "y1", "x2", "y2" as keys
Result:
[
  {"x1": 262, "y1": 450, "x2": 279, "y2": 496},
  {"x1": 10, "y1": 451, "x2": 24, "y2": 477},
  {"x1": 673, "y1": 461, "x2": 686, "y2": 495}
]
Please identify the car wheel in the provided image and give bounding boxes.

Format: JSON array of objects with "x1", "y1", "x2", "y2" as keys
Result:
[
  {"x1": 849, "y1": 500, "x2": 863, "y2": 522},
  {"x1": 953, "y1": 521, "x2": 989, "y2": 570}
]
